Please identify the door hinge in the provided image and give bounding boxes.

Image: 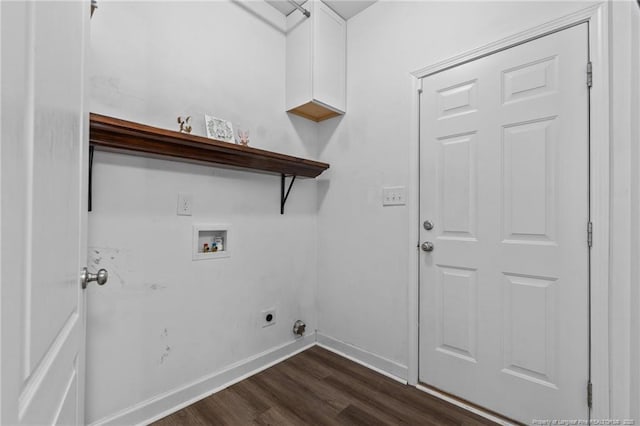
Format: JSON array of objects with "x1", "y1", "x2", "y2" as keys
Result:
[
  {"x1": 587, "y1": 221, "x2": 593, "y2": 248},
  {"x1": 587, "y1": 381, "x2": 593, "y2": 408},
  {"x1": 587, "y1": 61, "x2": 593, "y2": 88}
]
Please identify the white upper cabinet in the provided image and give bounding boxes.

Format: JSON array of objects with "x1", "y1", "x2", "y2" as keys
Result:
[{"x1": 286, "y1": 1, "x2": 346, "y2": 122}]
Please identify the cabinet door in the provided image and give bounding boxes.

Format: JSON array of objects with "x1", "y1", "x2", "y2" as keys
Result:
[{"x1": 313, "y1": 1, "x2": 346, "y2": 112}]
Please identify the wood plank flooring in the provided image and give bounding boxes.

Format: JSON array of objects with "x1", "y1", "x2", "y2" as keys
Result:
[{"x1": 152, "y1": 346, "x2": 497, "y2": 425}]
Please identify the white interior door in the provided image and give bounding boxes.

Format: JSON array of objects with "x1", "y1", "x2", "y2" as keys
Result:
[
  {"x1": 418, "y1": 24, "x2": 589, "y2": 423},
  {"x1": 1, "y1": 1, "x2": 90, "y2": 424}
]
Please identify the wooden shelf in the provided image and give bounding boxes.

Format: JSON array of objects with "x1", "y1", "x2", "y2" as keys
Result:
[
  {"x1": 89, "y1": 113, "x2": 330, "y2": 178},
  {"x1": 287, "y1": 101, "x2": 343, "y2": 123},
  {"x1": 88, "y1": 113, "x2": 330, "y2": 214}
]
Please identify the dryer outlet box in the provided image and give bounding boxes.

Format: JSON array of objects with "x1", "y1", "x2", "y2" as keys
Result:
[{"x1": 261, "y1": 309, "x2": 276, "y2": 328}]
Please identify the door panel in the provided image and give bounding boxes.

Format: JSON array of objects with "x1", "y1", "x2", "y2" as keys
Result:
[
  {"x1": 502, "y1": 117, "x2": 557, "y2": 244},
  {"x1": 437, "y1": 266, "x2": 477, "y2": 362},
  {"x1": 1, "y1": 1, "x2": 88, "y2": 424},
  {"x1": 419, "y1": 24, "x2": 589, "y2": 422},
  {"x1": 438, "y1": 133, "x2": 477, "y2": 238},
  {"x1": 502, "y1": 273, "x2": 557, "y2": 387}
]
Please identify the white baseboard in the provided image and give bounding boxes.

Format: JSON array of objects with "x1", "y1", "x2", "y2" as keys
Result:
[
  {"x1": 316, "y1": 332, "x2": 408, "y2": 384},
  {"x1": 90, "y1": 332, "x2": 506, "y2": 426},
  {"x1": 415, "y1": 384, "x2": 515, "y2": 426},
  {"x1": 90, "y1": 333, "x2": 317, "y2": 426}
]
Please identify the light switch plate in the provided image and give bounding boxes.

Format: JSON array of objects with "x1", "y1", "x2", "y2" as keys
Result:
[
  {"x1": 177, "y1": 193, "x2": 192, "y2": 216},
  {"x1": 383, "y1": 186, "x2": 406, "y2": 206}
]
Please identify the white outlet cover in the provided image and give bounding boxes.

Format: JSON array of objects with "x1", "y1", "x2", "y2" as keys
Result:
[
  {"x1": 383, "y1": 186, "x2": 407, "y2": 206},
  {"x1": 177, "y1": 193, "x2": 192, "y2": 216},
  {"x1": 261, "y1": 309, "x2": 276, "y2": 328}
]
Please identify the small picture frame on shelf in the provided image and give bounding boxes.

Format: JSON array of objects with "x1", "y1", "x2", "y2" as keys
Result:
[{"x1": 204, "y1": 115, "x2": 235, "y2": 143}]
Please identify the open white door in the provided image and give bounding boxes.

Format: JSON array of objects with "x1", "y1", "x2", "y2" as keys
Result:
[
  {"x1": 1, "y1": 1, "x2": 94, "y2": 424},
  {"x1": 418, "y1": 24, "x2": 589, "y2": 422}
]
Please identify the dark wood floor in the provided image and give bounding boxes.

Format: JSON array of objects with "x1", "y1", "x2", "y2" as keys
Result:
[{"x1": 153, "y1": 346, "x2": 497, "y2": 425}]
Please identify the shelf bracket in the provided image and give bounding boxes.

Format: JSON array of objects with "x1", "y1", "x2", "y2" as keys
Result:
[
  {"x1": 88, "y1": 145, "x2": 94, "y2": 212},
  {"x1": 280, "y1": 174, "x2": 297, "y2": 215}
]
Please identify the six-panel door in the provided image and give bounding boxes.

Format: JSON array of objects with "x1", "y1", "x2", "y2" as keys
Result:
[{"x1": 419, "y1": 24, "x2": 590, "y2": 422}]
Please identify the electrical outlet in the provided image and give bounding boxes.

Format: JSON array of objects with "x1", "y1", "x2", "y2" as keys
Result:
[
  {"x1": 177, "y1": 193, "x2": 192, "y2": 216},
  {"x1": 261, "y1": 309, "x2": 276, "y2": 328},
  {"x1": 383, "y1": 186, "x2": 406, "y2": 206}
]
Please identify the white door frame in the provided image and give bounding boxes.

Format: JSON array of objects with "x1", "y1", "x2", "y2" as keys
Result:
[{"x1": 407, "y1": 2, "x2": 610, "y2": 419}]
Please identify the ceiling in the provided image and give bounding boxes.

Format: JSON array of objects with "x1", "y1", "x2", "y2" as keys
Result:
[{"x1": 265, "y1": 0, "x2": 377, "y2": 20}]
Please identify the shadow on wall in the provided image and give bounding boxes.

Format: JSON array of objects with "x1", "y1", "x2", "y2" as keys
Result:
[
  {"x1": 229, "y1": 0, "x2": 285, "y2": 34},
  {"x1": 94, "y1": 149, "x2": 215, "y2": 177},
  {"x1": 287, "y1": 112, "x2": 344, "y2": 159},
  {"x1": 315, "y1": 114, "x2": 343, "y2": 157},
  {"x1": 317, "y1": 178, "x2": 331, "y2": 210},
  {"x1": 285, "y1": 112, "x2": 341, "y2": 211}
]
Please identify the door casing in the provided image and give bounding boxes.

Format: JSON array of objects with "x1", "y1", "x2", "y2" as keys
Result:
[{"x1": 407, "y1": 2, "x2": 611, "y2": 419}]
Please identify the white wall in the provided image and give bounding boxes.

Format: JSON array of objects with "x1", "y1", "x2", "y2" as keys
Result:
[
  {"x1": 316, "y1": 0, "x2": 639, "y2": 418},
  {"x1": 87, "y1": 2, "x2": 319, "y2": 424}
]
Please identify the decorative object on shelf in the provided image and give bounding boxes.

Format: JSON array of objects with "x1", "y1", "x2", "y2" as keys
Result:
[
  {"x1": 236, "y1": 127, "x2": 250, "y2": 146},
  {"x1": 203, "y1": 243, "x2": 210, "y2": 252},
  {"x1": 204, "y1": 114, "x2": 234, "y2": 143},
  {"x1": 177, "y1": 116, "x2": 192, "y2": 134}
]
